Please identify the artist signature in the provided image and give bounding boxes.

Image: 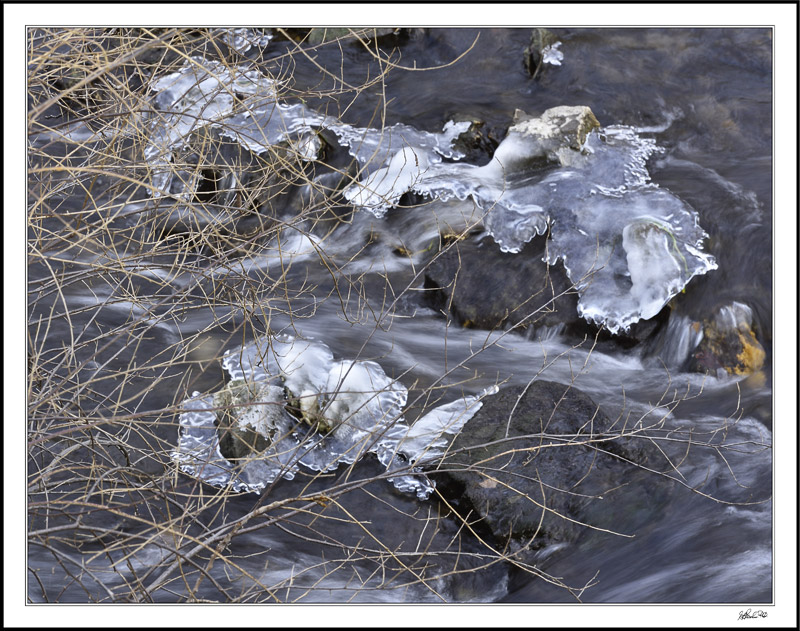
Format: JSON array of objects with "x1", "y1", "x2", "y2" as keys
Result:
[{"x1": 738, "y1": 608, "x2": 768, "y2": 620}]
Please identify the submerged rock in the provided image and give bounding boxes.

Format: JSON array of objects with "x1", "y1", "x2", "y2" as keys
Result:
[
  {"x1": 432, "y1": 381, "x2": 666, "y2": 548},
  {"x1": 523, "y1": 28, "x2": 564, "y2": 77}
]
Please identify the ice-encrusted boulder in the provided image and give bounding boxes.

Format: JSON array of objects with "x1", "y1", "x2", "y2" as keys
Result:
[
  {"x1": 389, "y1": 106, "x2": 717, "y2": 334},
  {"x1": 504, "y1": 105, "x2": 600, "y2": 166},
  {"x1": 173, "y1": 334, "x2": 495, "y2": 499},
  {"x1": 144, "y1": 59, "x2": 716, "y2": 336}
]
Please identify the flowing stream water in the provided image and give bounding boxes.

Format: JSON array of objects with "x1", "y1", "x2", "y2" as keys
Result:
[{"x1": 27, "y1": 27, "x2": 774, "y2": 604}]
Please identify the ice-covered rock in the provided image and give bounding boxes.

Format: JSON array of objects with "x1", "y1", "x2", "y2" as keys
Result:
[
  {"x1": 145, "y1": 58, "x2": 330, "y2": 205},
  {"x1": 343, "y1": 146, "x2": 431, "y2": 215},
  {"x1": 211, "y1": 27, "x2": 273, "y2": 54},
  {"x1": 506, "y1": 105, "x2": 600, "y2": 165},
  {"x1": 173, "y1": 334, "x2": 493, "y2": 499},
  {"x1": 413, "y1": 108, "x2": 716, "y2": 334},
  {"x1": 145, "y1": 60, "x2": 715, "y2": 336},
  {"x1": 145, "y1": 58, "x2": 469, "y2": 212},
  {"x1": 335, "y1": 119, "x2": 471, "y2": 217},
  {"x1": 145, "y1": 58, "x2": 281, "y2": 199}
]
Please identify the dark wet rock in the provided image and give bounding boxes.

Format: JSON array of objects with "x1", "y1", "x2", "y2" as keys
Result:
[
  {"x1": 418, "y1": 223, "x2": 669, "y2": 350},
  {"x1": 422, "y1": 234, "x2": 579, "y2": 332},
  {"x1": 523, "y1": 28, "x2": 561, "y2": 78},
  {"x1": 593, "y1": 307, "x2": 671, "y2": 350},
  {"x1": 431, "y1": 381, "x2": 669, "y2": 549},
  {"x1": 446, "y1": 113, "x2": 500, "y2": 163}
]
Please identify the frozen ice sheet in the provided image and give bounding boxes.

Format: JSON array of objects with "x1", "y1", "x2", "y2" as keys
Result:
[
  {"x1": 146, "y1": 58, "x2": 468, "y2": 208},
  {"x1": 145, "y1": 62, "x2": 715, "y2": 335},
  {"x1": 410, "y1": 114, "x2": 716, "y2": 333},
  {"x1": 173, "y1": 334, "x2": 493, "y2": 499}
]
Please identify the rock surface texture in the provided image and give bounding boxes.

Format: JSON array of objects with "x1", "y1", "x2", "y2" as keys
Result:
[{"x1": 432, "y1": 381, "x2": 667, "y2": 548}]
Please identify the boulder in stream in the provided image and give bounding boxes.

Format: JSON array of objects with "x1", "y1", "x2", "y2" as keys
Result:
[
  {"x1": 690, "y1": 302, "x2": 766, "y2": 376},
  {"x1": 523, "y1": 28, "x2": 564, "y2": 78},
  {"x1": 431, "y1": 381, "x2": 668, "y2": 549},
  {"x1": 420, "y1": 228, "x2": 669, "y2": 350},
  {"x1": 422, "y1": 233, "x2": 579, "y2": 332},
  {"x1": 643, "y1": 301, "x2": 767, "y2": 377}
]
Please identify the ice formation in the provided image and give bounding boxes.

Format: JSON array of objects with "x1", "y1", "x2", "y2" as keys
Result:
[
  {"x1": 146, "y1": 59, "x2": 716, "y2": 334},
  {"x1": 335, "y1": 119, "x2": 471, "y2": 217},
  {"x1": 145, "y1": 58, "x2": 284, "y2": 199},
  {"x1": 211, "y1": 28, "x2": 273, "y2": 54},
  {"x1": 172, "y1": 334, "x2": 494, "y2": 499},
  {"x1": 354, "y1": 108, "x2": 717, "y2": 333},
  {"x1": 146, "y1": 58, "x2": 469, "y2": 210},
  {"x1": 542, "y1": 41, "x2": 564, "y2": 66}
]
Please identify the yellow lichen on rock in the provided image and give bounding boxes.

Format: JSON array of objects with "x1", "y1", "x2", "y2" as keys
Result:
[
  {"x1": 696, "y1": 317, "x2": 766, "y2": 376},
  {"x1": 732, "y1": 327, "x2": 766, "y2": 375}
]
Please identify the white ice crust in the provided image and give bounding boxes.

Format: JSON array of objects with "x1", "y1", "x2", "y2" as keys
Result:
[{"x1": 542, "y1": 42, "x2": 564, "y2": 66}]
